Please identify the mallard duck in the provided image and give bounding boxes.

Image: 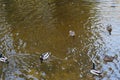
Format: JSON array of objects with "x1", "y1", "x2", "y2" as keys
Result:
[
  {"x1": 106, "y1": 24, "x2": 112, "y2": 35},
  {"x1": 0, "y1": 54, "x2": 9, "y2": 63},
  {"x1": 40, "y1": 52, "x2": 51, "y2": 63},
  {"x1": 90, "y1": 63, "x2": 102, "y2": 76},
  {"x1": 69, "y1": 30, "x2": 75, "y2": 37},
  {"x1": 103, "y1": 55, "x2": 114, "y2": 62}
]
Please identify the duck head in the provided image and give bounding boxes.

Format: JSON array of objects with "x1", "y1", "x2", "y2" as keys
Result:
[
  {"x1": 106, "y1": 24, "x2": 112, "y2": 35},
  {"x1": 40, "y1": 56, "x2": 43, "y2": 63},
  {"x1": 0, "y1": 54, "x2": 2, "y2": 58}
]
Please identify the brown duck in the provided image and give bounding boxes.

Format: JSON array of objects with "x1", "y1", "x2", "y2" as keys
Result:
[
  {"x1": 103, "y1": 55, "x2": 115, "y2": 62},
  {"x1": 106, "y1": 25, "x2": 112, "y2": 35}
]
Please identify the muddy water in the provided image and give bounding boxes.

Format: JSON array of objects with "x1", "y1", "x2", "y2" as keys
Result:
[{"x1": 0, "y1": 0, "x2": 120, "y2": 80}]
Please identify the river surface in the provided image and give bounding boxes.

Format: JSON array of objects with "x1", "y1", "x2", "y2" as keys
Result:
[{"x1": 0, "y1": 0, "x2": 120, "y2": 80}]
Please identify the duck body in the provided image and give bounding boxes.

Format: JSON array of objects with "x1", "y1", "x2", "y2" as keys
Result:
[
  {"x1": 40, "y1": 52, "x2": 51, "y2": 63},
  {"x1": 0, "y1": 56, "x2": 8, "y2": 63},
  {"x1": 103, "y1": 55, "x2": 114, "y2": 62},
  {"x1": 90, "y1": 69, "x2": 101, "y2": 76},
  {"x1": 90, "y1": 63, "x2": 102, "y2": 76},
  {"x1": 69, "y1": 30, "x2": 75, "y2": 37},
  {"x1": 0, "y1": 53, "x2": 9, "y2": 63},
  {"x1": 106, "y1": 25, "x2": 112, "y2": 35}
]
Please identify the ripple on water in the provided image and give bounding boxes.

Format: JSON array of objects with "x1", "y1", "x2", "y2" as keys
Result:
[{"x1": 0, "y1": 0, "x2": 120, "y2": 80}]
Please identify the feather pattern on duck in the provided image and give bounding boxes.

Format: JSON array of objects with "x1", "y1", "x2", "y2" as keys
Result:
[
  {"x1": 40, "y1": 52, "x2": 51, "y2": 63},
  {"x1": 0, "y1": 54, "x2": 9, "y2": 63}
]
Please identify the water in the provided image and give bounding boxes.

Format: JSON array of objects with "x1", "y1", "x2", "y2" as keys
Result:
[{"x1": 0, "y1": 0, "x2": 120, "y2": 80}]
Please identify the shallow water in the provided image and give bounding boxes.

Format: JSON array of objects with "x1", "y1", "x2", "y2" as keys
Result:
[{"x1": 0, "y1": 0, "x2": 120, "y2": 80}]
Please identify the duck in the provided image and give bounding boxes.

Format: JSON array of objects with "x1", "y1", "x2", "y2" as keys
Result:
[
  {"x1": 103, "y1": 55, "x2": 115, "y2": 62},
  {"x1": 106, "y1": 24, "x2": 112, "y2": 35},
  {"x1": 69, "y1": 30, "x2": 75, "y2": 37},
  {"x1": 0, "y1": 53, "x2": 9, "y2": 63},
  {"x1": 40, "y1": 52, "x2": 51, "y2": 63},
  {"x1": 90, "y1": 63, "x2": 102, "y2": 76}
]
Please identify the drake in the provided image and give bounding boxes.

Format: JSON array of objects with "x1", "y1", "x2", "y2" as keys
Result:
[
  {"x1": 103, "y1": 55, "x2": 115, "y2": 62},
  {"x1": 0, "y1": 54, "x2": 9, "y2": 63},
  {"x1": 106, "y1": 24, "x2": 112, "y2": 35},
  {"x1": 40, "y1": 52, "x2": 51, "y2": 63},
  {"x1": 69, "y1": 30, "x2": 75, "y2": 37},
  {"x1": 90, "y1": 63, "x2": 102, "y2": 76}
]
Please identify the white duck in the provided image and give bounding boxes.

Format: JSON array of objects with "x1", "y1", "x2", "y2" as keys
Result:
[
  {"x1": 69, "y1": 30, "x2": 75, "y2": 37},
  {"x1": 90, "y1": 63, "x2": 102, "y2": 76},
  {"x1": 40, "y1": 52, "x2": 51, "y2": 63},
  {"x1": 0, "y1": 54, "x2": 9, "y2": 63}
]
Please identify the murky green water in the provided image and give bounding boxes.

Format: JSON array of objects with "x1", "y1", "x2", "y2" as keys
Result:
[{"x1": 0, "y1": 0, "x2": 120, "y2": 80}]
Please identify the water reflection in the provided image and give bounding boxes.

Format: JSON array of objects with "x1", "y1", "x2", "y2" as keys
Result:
[{"x1": 0, "y1": 0, "x2": 120, "y2": 80}]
